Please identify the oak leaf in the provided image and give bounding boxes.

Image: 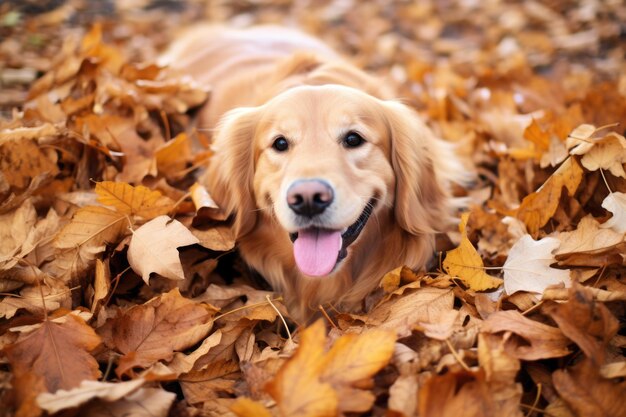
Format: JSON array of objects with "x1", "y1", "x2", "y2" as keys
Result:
[
  {"x1": 98, "y1": 288, "x2": 214, "y2": 376},
  {"x1": 503, "y1": 234, "x2": 570, "y2": 296},
  {"x1": 443, "y1": 213, "x2": 502, "y2": 291},
  {"x1": 516, "y1": 156, "x2": 583, "y2": 235},
  {"x1": 127, "y1": 215, "x2": 199, "y2": 283},
  {"x1": 95, "y1": 181, "x2": 175, "y2": 220}
]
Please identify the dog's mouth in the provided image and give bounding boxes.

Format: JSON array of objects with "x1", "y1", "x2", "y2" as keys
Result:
[{"x1": 289, "y1": 198, "x2": 376, "y2": 277}]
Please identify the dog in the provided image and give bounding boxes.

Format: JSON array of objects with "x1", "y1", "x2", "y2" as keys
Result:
[{"x1": 161, "y1": 26, "x2": 466, "y2": 322}]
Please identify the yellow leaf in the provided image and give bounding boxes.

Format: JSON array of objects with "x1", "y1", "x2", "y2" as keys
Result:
[
  {"x1": 267, "y1": 321, "x2": 337, "y2": 417},
  {"x1": 54, "y1": 205, "x2": 127, "y2": 249},
  {"x1": 95, "y1": 181, "x2": 175, "y2": 219},
  {"x1": 231, "y1": 397, "x2": 273, "y2": 417},
  {"x1": 321, "y1": 328, "x2": 396, "y2": 385},
  {"x1": 155, "y1": 133, "x2": 191, "y2": 178},
  {"x1": 516, "y1": 156, "x2": 583, "y2": 235},
  {"x1": 443, "y1": 213, "x2": 502, "y2": 291}
]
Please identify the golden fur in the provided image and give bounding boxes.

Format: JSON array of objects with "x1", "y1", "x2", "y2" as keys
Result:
[{"x1": 162, "y1": 26, "x2": 465, "y2": 321}]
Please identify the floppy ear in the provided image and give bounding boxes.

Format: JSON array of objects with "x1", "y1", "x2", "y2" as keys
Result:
[
  {"x1": 204, "y1": 106, "x2": 260, "y2": 238},
  {"x1": 383, "y1": 101, "x2": 466, "y2": 235}
]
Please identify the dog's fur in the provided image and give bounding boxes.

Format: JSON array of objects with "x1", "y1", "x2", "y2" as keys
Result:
[{"x1": 162, "y1": 26, "x2": 465, "y2": 321}]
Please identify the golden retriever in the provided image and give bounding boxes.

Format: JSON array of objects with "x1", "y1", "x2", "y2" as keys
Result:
[{"x1": 161, "y1": 26, "x2": 465, "y2": 321}]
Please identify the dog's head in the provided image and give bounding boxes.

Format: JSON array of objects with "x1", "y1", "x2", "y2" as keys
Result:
[{"x1": 206, "y1": 85, "x2": 462, "y2": 277}]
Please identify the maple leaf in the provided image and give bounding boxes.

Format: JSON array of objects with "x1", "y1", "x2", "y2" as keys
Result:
[
  {"x1": 95, "y1": 181, "x2": 175, "y2": 220},
  {"x1": 503, "y1": 234, "x2": 570, "y2": 296},
  {"x1": 5, "y1": 312, "x2": 102, "y2": 416},
  {"x1": 98, "y1": 288, "x2": 214, "y2": 376},
  {"x1": 600, "y1": 192, "x2": 626, "y2": 233},
  {"x1": 516, "y1": 156, "x2": 583, "y2": 235},
  {"x1": 481, "y1": 310, "x2": 570, "y2": 360},
  {"x1": 266, "y1": 320, "x2": 396, "y2": 416},
  {"x1": 127, "y1": 215, "x2": 199, "y2": 283},
  {"x1": 443, "y1": 213, "x2": 503, "y2": 291},
  {"x1": 568, "y1": 124, "x2": 626, "y2": 177}
]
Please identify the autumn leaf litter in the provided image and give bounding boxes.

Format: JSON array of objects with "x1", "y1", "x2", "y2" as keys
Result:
[{"x1": 0, "y1": 1, "x2": 625, "y2": 416}]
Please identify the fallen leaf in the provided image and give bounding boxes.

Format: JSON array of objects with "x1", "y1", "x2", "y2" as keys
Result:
[
  {"x1": 553, "y1": 359, "x2": 626, "y2": 417},
  {"x1": 481, "y1": 310, "x2": 571, "y2": 360},
  {"x1": 5, "y1": 313, "x2": 102, "y2": 416},
  {"x1": 388, "y1": 374, "x2": 418, "y2": 416},
  {"x1": 37, "y1": 378, "x2": 145, "y2": 414},
  {"x1": 544, "y1": 284, "x2": 619, "y2": 363},
  {"x1": 0, "y1": 134, "x2": 59, "y2": 189},
  {"x1": 155, "y1": 132, "x2": 191, "y2": 178},
  {"x1": 98, "y1": 288, "x2": 214, "y2": 376},
  {"x1": 516, "y1": 156, "x2": 583, "y2": 235},
  {"x1": 555, "y1": 215, "x2": 624, "y2": 255},
  {"x1": 443, "y1": 213, "x2": 503, "y2": 291},
  {"x1": 230, "y1": 397, "x2": 273, "y2": 417},
  {"x1": 78, "y1": 387, "x2": 176, "y2": 417},
  {"x1": 54, "y1": 205, "x2": 127, "y2": 251},
  {"x1": 600, "y1": 192, "x2": 626, "y2": 233},
  {"x1": 503, "y1": 234, "x2": 570, "y2": 296},
  {"x1": 127, "y1": 215, "x2": 199, "y2": 283},
  {"x1": 95, "y1": 181, "x2": 175, "y2": 220}
]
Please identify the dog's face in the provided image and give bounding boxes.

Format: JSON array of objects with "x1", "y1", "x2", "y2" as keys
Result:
[{"x1": 207, "y1": 84, "x2": 456, "y2": 279}]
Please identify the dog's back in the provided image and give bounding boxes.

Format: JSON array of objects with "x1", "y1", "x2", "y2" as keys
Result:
[{"x1": 161, "y1": 25, "x2": 391, "y2": 128}]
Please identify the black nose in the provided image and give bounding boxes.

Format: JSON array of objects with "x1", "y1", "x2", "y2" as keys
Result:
[{"x1": 287, "y1": 179, "x2": 334, "y2": 217}]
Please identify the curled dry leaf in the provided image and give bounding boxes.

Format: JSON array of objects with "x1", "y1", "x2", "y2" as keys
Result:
[
  {"x1": 503, "y1": 234, "x2": 570, "y2": 296},
  {"x1": 37, "y1": 378, "x2": 145, "y2": 414},
  {"x1": 516, "y1": 156, "x2": 583, "y2": 235},
  {"x1": 543, "y1": 284, "x2": 619, "y2": 363},
  {"x1": 78, "y1": 387, "x2": 176, "y2": 417},
  {"x1": 553, "y1": 359, "x2": 626, "y2": 417},
  {"x1": 128, "y1": 215, "x2": 199, "y2": 283},
  {"x1": 443, "y1": 213, "x2": 503, "y2": 291},
  {"x1": 555, "y1": 215, "x2": 624, "y2": 255},
  {"x1": 98, "y1": 288, "x2": 214, "y2": 376},
  {"x1": 600, "y1": 192, "x2": 626, "y2": 234},
  {"x1": 481, "y1": 310, "x2": 571, "y2": 360}
]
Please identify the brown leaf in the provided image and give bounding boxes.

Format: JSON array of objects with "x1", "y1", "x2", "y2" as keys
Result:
[
  {"x1": 553, "y1": 359, "x2": 626, "y2": 417},
  {"x1": 155, "y1": 132, "x2": 192, "y2": 178},
  {"x1": 98, "y1": 289, "x2": 214, "y2": 376},
  {"x1": 481, "y1": 310, "x2": 571, "y2": 360},
  {"x1": 0, "y1": 135, "x2": 59, "y2": 189},
  {"x1": 5, "y1": 313, "x2": 102, "y2": 416},
  {"x1": 230, "y1": 397, "x2": 273, "y2": 417},
  {"x1": 544, "y1": 284, "x2": 619, "y2": 363}
]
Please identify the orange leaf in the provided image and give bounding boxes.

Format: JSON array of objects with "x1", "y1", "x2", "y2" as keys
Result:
[
  {"x1": 516, "y1": 156, "x2": 583, "y2": 235},
  {"x1": 95, "y1": 181, "x2": 175, "y2": 219}
]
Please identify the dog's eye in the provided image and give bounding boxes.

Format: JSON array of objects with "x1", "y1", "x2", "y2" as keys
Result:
[
  {"x1": 343, "y1": 132, "x2": 365, "y2": 148},
  {"x1": 272, "y1": 136, "x2": 289, "y2": 152}
]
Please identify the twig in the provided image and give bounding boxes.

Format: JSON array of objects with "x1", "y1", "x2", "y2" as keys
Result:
[
  {"x1": 267, "y1": 295, "x2": 293, "y2": 343},
  {"x1": 524, "y1": 383, "x2": 542, "y2": 417},
  {"x1": 445, "y1": 338, "x2": 471, "y2": 372},
  {"x1": 318, "y1": 304, "x2": 338, "y2": 329}
]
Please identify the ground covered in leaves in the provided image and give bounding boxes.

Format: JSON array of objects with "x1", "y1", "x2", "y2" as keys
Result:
[{"x1": 1, "y1": 1, "x2": 625, "y2": 416}]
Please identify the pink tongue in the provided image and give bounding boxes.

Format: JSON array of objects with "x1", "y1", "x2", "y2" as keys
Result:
[{"x1": 293, "y1": 229, "x2": 342, "y2": 276}]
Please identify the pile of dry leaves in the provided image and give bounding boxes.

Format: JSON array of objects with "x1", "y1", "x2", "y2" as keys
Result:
[{"x1": 0, "y1": 1, "x2": 625, "y2": 416}]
